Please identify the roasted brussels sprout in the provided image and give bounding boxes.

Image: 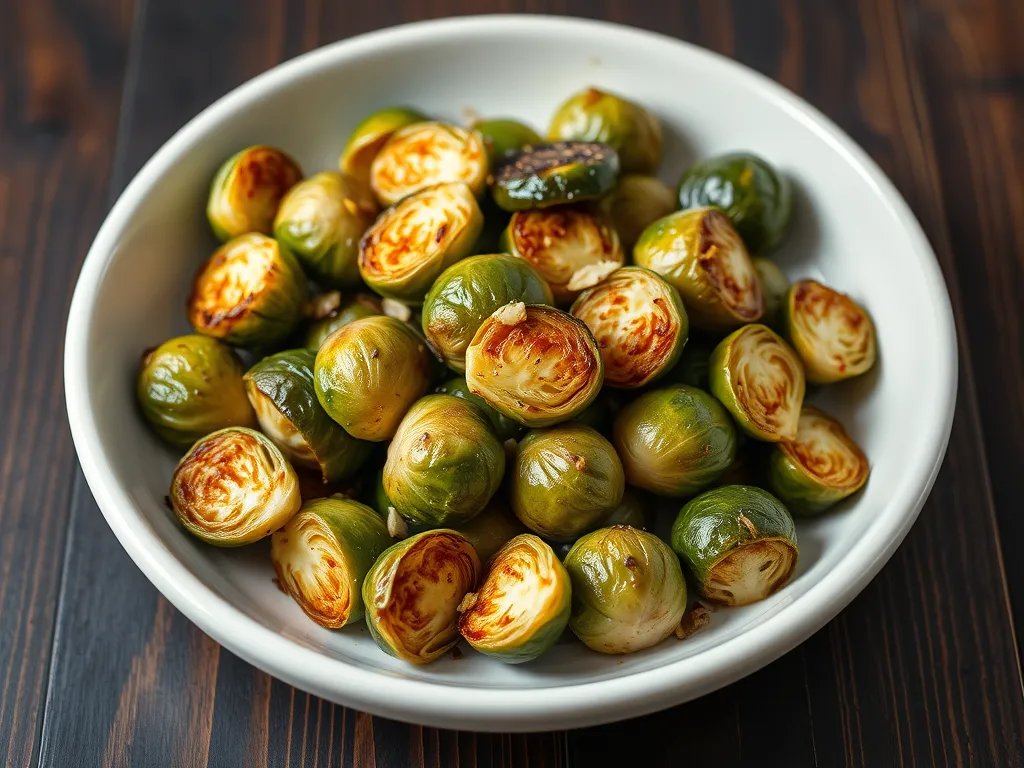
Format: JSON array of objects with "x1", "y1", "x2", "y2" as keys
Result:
[
  {"x1": 244, "y1": 349, "x2": 373, "y2": 483},
  {"x1": 564, "y1": 526, "x2": 687, "y2": 654},
  {"x1": 768, "y1": 406, "x2": 870, "y2": 515},
  {"x1": 273, "y1": 171, "x2": 378, "y2": 289},
  {"x1": 340, "y1": 106, "x2": 427, "y2": 183},
  {"x1": 491, "y1": 142, "x2": 619, "y2": 212},
  {"x1": 384, "y1": 394, "x2": 506, "y2": 527},
  {"x1": 270, "y1": 497, "x2": 391, "y2": 628},
  {"x1": 453, "y1": 498, "x2": 529, "y2": 563},
  {"x1": 709, "y1": 324, "x2": 806, "y2": 442},
  {"x1": 570, "y1": 266, "x2": 688, "y2": 389},
  {"x1": 313, "y1": 316, "x2": 432, "y2": 441},
  {"x1": 500, "y1": 207, "x2": 623, "y2": 305},
  {"x1": 633, "y1": 207, "x2": 763, "y2": 331},
  {"x1": 465, "y1": 304, "x2": 603, "y2": 428},
  {"x1": 660, "y1": 338, "x2": 713, "y2": 390},
  {"x1": 612, "y1": 385, "x2": 737, "y2": 497},
  {"x1": 362, "y1": 530, "x2": 481, "y2": 664},
  {"x1": 752, "y1": 257, "x2": 790, "y2": 331},
  {"x1": 511, "y1": 423, "x2": 624, "y2": 542},
  {"x1": 676, "y1": 152, "x2": 793, "y2": 254},
  {"x1": 457, "y1": 534, "x2": 570, "y2": 663},
  {"x1": 169, "y1": 427, "x2": 301, "y2": 546},
  {"x1": 434, "y1": 377, "x2": 525, "y2": 442},
  {"x1": 783, "y1": 279, "x2": 877, "y2": 384},
  {"x1": 600, "y1": 174, "x2": 676, "y2": 250},
  {"x1": 671, "y1": 485, "x2": 798, "y2": 606},
  {"x1": 471, "y1": 118, "x2": 543, "y2": 164},
  {"x1": 302, "y1": 293, "x2": 383, "y2": 350},
  {"x1": 137, "y1": 335, "x2": 256, "y2": 446},
  {"x1": 187, "y1": 233, "x2": 309, "y2": 349},
  {"x1": 421, "y1": 254, "x2": 553, "y2": 372},
  {"x1": 548, "y1": 88, "x2": 662, "y2": 175},
  {"x1": 359, "y1": 183, "x2": 483, "y2": 305},
  {"x1": 602, "y1": 488, "x2": 654, "y2": 530},
  {"x1": 369, "y1": 121, "x2": 488, "y2": 206},
  {"x1": 206, "y1": 146, "x2": 302, "y2": 241}
]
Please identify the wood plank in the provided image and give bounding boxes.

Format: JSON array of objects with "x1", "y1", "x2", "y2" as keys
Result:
[{"x1": 0, "y1": 0, "x2": 133, "y2": 765}]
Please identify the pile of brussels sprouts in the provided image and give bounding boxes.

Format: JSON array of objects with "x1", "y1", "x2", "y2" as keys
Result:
[{"x1": 137, "y1": 86, "x2": 878, "y2": 664}]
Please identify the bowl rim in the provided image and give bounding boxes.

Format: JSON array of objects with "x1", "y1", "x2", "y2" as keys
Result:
[{"x1": 64, "y1": 14, "x2": 958, "y2": 731}]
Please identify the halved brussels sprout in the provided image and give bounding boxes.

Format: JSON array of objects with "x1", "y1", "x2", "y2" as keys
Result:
[
  {"x1": 313, "y1": 316, "x2": 432, "y2": 441},
  {"x1": 340, "y1": 106, "x2": 427, "y2": 183},
  {"x1": 169, "y1": 427, "x2": 301, "y2": 545},
  {"x1": 302, "y1": 293, "x2": 383, "y2": 351},
  {"x1": 548, "y1": 88, "x2": 662, "y2": 175},
  {"x1": 491, "y1": 142, "x2": 619, "y2": 211},
  {"x1": 244, "y1": 349, "x2": 373, "y2": 483},
  {"x1": 677, "y1": 152, "x2": 792, "y2": 254},
  {"x1": 434, "y1": 377, "x2": 525, "y2": 442},
  {"x1": 271, "y1": 497, "x2": 391, "y2": 628},
  {"x1": 422, "y1": 253, "x2": 554, "y2": 372},
  {"x1": 612, "y1": 385, "x2": 737, "y2": 497},
  {"x1": 768, "y1": 406, "x2": 870, "y2": 515},
  {"x1": 454, "y1": 498, "x2": 529, "y2": 563},
  {"x1": 369, "y1": 121, "x2": 488, "y2": 206},
  {"x1": 511, "y1": 423, "x2": 624, "y2": 542},
  {"x1": 671, "y1": 485, "x2": 798, "y2": 606},
  {"x1": 753, "y1": 257, "x2": 790, "y2": 331},
  {"x1": 471, "y1": 118, "x2": 543, "y2": 164},
  {"x1": 709, "y1": 324, "x2": 806, "y2": 442},
  {"x1": 783, "y1": 279, "x2": 877, "y2": 384},
  {"x1": 187, "y1": 233, "x2": 309, "y2": 349},
  {"x1": 362, "y1": 530, "x2": 481, "y2": 664},
  {"x1": 600, "y1": 174, "x2": 676, "y2": 250},
  {"x1": 359, "y1": 182, "x2": 483, "y2": 305},
  {"x1": 633, "y1": 207, "x2": 764, "y2": 331},
  {"x1": 457, "y1": 534, "x2": 570, "y2": 663},
  {"x1": 564, "y1": 526, "x2": 687, "y2": 654},
  {"x1": 570, "y1": 266, "x2": 689, "y2": 389},
  {"x1": 465, "y1": 304, "x2": 603, "y2": 428},
  {"x1": 206, "y1": 146, "x2": 302, "y2": 241},
  {"x1": 137, "y1": 335, "x2": 256, "y2": 446},
  {"x1": 501, "y1": 206, "x2": 624, "y2": 305},
  {"x1": 384, "y1": 394, "x2": 506, "y2": 528},
  {"x1": 273, "y1": 171, "x2": 378, "y2": 289},
  {"x1": 603, "y1": 488, "x2": 654, "y2": 530},
  {"x1": 659, "y1": 338, "x2": 713, "y2": 390}
]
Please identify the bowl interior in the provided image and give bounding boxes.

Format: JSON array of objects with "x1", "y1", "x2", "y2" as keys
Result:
[{"x1": 70, "y1": 17, "x2": 952, "y2": 716}]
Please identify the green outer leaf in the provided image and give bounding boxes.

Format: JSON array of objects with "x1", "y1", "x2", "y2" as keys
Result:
[
  {"x1": 472, "y1": 118, "x2": 542, "y2": 164},
  {"x1": 657, "y1": 338, "x2": 713, "y2": 390},
  {"x1": 434, "y1": 377, "x2": 525, "y2": 442},
  {"x1": 302, "y1": 294, "x2": 383, "y2": 351},
  {"x1": 599, "y1": 174, "x2": 676, "y2": 250},
  {"x1": 491, "y1": 142, "x2": 620, "y2": 211},
  {"x1": 752, "y1": 257, "x2": 790, "y2": 331},
  {"x1": 453, "y1": 500, "x2": 528, "y2": 564},
  {"x1": 568, "y1": 390, "x2": 615, "y2": 436},
  {"x1": 602, "y1": 488, "x2": 653, "y2": 530}
]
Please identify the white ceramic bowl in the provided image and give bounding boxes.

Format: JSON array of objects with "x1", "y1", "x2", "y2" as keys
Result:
[{"x1": 65, "y1": 15, "x2": 957, "y2": 731}]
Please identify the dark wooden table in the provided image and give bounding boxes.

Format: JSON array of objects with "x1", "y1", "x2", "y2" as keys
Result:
[{"x1": 2, "y1": 0, "x2": 1022, "y2": 765}]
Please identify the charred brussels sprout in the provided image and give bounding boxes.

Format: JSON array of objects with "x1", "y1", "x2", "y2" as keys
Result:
[
  {"x1": 457, "y1": 534, "x2": 570, "y2": 663},
  {"x1": 660, "y1": 338, "x2": 713, "y2": 390},
  {"x1": 709, "y1": 324, "x2": 806, "y2": 442},
  {"x1": 302, "y1": 293, "x2": 383, "y2": 350},
  {"x1": 340, "y1": 106, "x2": 427, "y2": 183},
  {"x1": 612, "y1": 385, "x2": 737, "y2": 497},
  {"x1": 384, "y1": 395, "x2": 506, "y2": 528},
  {"x1": 359, "y1": 183, "x2": 483, "y2": 305},
  {"x1": 564, "y1": 526, "x2": 687, "y2": 654},
  {"x1": 362, "y1": 530, "x2": 481, "y2": 664},
  {"x1": 783, "y1": 279, "x2": 877, "y2": 384},
  {"x1": 137, "y1": 335, "x2": 256, "y2": 446},
  {"x1": 753, "y1": 257, "x2": 790, "y2": 331},
  {"x1": 187, "y1": 233, "x2": 308, "y2": 349},
  {"x1": 471, "y1": 118, "x2": 543, "y2": 164},
  {"x1": 244, "y1": 349, "x2": 373, "y2": 483},
  {"x1": 421, "y1": 254, "x2": 553, "y2": 372},
  {"x1": 434, "y1": 377, "x2": 525, "y2": 442},
  {"x1": 454, "y1": 499, "x2": 529, "y2": 563},
  {"x1": 600, "y1": 174, "x2": 676, "y2": 250},
  {"x1": 501, "y1": 206, "x2": 623, "y2": 305},
  {"x1": 511, "y1": 423, "x2": 624, "y2": 542},
  {"x1": 491, "y1": 142, "x2": 619, "y2": 212},
  {"x1": 671, "y1": 485, "x2": 798, "y2": 606},
  {"x1": 633, "y1": 207, "x2": 763, "y2": 331},
  {"x1": 271, "y1": 497, "x2": 391, "y2": 628},
  {"x1": 465, "y1": 304, "x2": 603, "y2": 428},
  {"x1": 548, "y1": 88, "x2": 662, "y2": 175},
  {"x1": 207, "y1": 146, "x2": 302, "y2": 241},
  {"x1": 169, "y1": 427, "x2": 301, "y2": 546},
  {"x1": 603, "y1": 488, "x2": 654, "y2": 530},
  {"x1": 370, "y1": 121, "x2": 488, "y2": 206},
  {"x1": 273, "y1": 171, "x2": 378, "y2": 289},
  {"x1": 768, "y1": 407, "x2": 870, "y2": 515},
  {"x1": 313, "y1": 316, "x2": 432, "y2": 441},
  {"x1": 570, "y1": 266, "x2": 688, "y2": 389},
  {"x1": 677, "y1": 152, "x2": 792, "y2": 254}
]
